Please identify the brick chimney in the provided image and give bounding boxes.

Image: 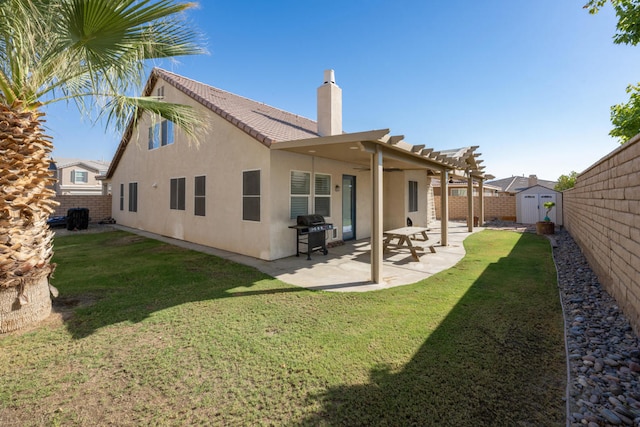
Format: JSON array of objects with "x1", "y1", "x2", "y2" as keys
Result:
[
  {"x1": 528, "y1": 174, "x2": 538, "y2": 187},
  {"x1": 317, "y1": 69, "x2": 342, "y2": 136}
]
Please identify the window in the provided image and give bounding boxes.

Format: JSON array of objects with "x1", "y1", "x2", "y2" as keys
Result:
[
  {"x1": 170, "y1": 177, "x2": 186, "y2": 210},
  {"x1": 161, "y1": 120, "x2": 174, "y2": 146},
  {"x1": 451, "y1": 188, "x2": 467, "y2": 197},
  {"x1": 70, "y1": 170, "x2": 88, "y2": 183},
  {"x1": 128, "y1": 182, "x2": 138, "y2": 212},
  {"x1": 148, "y1": 124, "x2": 160, "y2": 149},
  {"x1": 119, "y1": 183, "x2": 124, "y2": 211},
  {"x1": 194, "y1": 176, "x2": 206, "y2": 216},
  {"x1": 148, "y1": 119, "x2": 173, "y2": 149},
  {"x1": 290, "y1": 171, "x2": 310, "y2": 219},
  {"x1": 408, "y1": 180, "x2": 418, "y2": 212},
  {"x1": 314, "y1": 174, "x2": 331, "y2": 217},
  {"x1": 243, "y1": 170, "x2": 260, "y2": 221}
]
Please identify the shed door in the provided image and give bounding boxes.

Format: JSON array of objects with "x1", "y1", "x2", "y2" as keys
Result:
[
  {"x1": 539, "y1": 194, "x2": 557, "y2": 223},
  {"x1": 521, "y1": 194, "x2": 539, "y2": 224}
]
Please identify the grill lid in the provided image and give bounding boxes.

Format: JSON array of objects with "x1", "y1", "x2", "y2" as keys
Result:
[{"x1": 297, "y1": 214, "x2": 325, "y2": 226}]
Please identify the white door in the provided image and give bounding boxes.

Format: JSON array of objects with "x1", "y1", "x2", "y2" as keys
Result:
[
  {"x1": 539, "y1": 194, "x2": 557, "y2": 222},
  {"x1": 521, "y1": 194, "x2": 539, "y2": 224}
]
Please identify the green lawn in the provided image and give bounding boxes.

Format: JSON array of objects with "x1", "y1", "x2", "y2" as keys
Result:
[{"x1": 0, "y1": 230, "x2": 566, "y2": 426}]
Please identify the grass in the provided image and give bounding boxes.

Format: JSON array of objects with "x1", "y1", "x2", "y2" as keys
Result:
[{"x1": 0, "y1": 230, "x2": 566, "y2": 426}]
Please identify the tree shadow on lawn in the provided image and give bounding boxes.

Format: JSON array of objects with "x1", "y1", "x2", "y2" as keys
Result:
[
  {"x1": 294, "y1": 232, "x2": 567, "y2": 426},
  {"x1": 51, "y1": 231, "x2": 308, "y2": 339}
]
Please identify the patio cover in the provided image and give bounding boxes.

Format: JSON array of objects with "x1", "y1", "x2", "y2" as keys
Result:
[{"x1": 272, "y1": 129, "x2": 488, "y2": 283}]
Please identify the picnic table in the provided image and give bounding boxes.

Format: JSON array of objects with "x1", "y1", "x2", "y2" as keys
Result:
[{"x1": 383, "y1": 226, "x2": 436, "y2": 262}]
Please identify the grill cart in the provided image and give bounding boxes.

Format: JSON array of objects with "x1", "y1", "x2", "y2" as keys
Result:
[{"x1": 289, "y1": 214, "x2": 334, "y2": 260}]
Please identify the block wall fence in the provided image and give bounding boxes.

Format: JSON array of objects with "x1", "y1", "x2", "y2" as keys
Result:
[
  {"x1": 52, "y1": 195, "x2": 112, "y2": 222},
  {"x1": 433, "y1": 195, "x2": 516, "y2": 221},
  {"x1": 564, "y1": 136, "x2": 640, "y2": 333}
]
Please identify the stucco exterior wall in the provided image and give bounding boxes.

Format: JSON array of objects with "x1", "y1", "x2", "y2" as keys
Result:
[
  {"x1": 404, "y1": 170, "x2": 432, "y2": 229},
  {"x1": 564, "y1": 137, "x2": 640, "y2": 332},
  {"x1": 434, "y1": 194, "x2": 516, "y2": 221},
  {"x1": 268, "y1": 151, "x2": 374, "y2": 259},
  {"x1": 109, "y1": 79, "x2": 272, "y2": 260},
  {"x1": 52, "y1": 195, "x2": 112, "y2": 221}
]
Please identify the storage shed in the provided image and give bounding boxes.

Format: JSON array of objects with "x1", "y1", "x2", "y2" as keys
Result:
[{"x1": 516, "y1": 185, "x2": 563, "y2": 225}]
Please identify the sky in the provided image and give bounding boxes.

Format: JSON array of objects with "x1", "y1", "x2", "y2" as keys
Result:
[{"x1": 46, "y1": 0, "x2": 640, "y2": 181}]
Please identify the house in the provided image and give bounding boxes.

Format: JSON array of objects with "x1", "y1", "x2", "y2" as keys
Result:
[
  {"x1": 105, "y1": 68, "x2": 490, "y2": 283},
  {"x1": 486, "y1": 174, "x2": 557, "y2": 195},
  {"x1": 49, "y1": 158, "x2": 110, "y2": 195}
]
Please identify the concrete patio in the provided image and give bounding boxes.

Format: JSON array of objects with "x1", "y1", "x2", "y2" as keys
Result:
[{"x1": 112, "y1": 221, "x2": 480, "y2": 292}]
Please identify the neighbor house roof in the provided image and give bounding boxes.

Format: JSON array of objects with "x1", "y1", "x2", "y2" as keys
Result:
[
  {"x1": 486, "y1": 176, "x2": 557, "y2": 193},
  {"x1": 52, "y1": 158, "x2": 110, "y2": 173}
]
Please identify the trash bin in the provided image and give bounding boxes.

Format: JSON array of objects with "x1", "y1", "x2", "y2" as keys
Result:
[
  {"x1": 66, "y1": 208, "x2": 90, "y2": 230},
  {"x1": 473, "y1": 216, "x2": 479, "y2": 227}
]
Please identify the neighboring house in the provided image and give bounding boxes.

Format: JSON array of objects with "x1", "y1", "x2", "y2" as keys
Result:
[
  {"x1": 105, "y1": 68, "x2": 489, "y2": 278},
  {"x1": 486, "y1": 174, "x2": 557, "y2": 195},
  {"x1": 50, "y1": 158, "x2": 110, "y2": 195}
]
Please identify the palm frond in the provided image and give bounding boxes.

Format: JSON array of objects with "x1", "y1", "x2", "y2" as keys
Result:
[
  {"x1": 0, "y1": 0, "x2": 206, "y2": 134},
  {"x1": 104, "y1": 95, "x2": 207, "y2": 141}
]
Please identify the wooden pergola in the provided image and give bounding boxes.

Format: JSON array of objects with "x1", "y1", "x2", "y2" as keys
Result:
[{"x1": 273, "y1": 129, "x2": 488, "y2": 283}]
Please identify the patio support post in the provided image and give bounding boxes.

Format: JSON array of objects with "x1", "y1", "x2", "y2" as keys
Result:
[
  {"x1": 478, "y1": 178, "x2": 485, "y2": 226},
  {"x1": 371, "y1": 145, "x2": 384, "y2": 284},
  {"x1": 440, "y1": 168, "x2": 449, "y2": 246},
  {"x1": 467, "y1": 171, "x2": 474, "y2": 232}
]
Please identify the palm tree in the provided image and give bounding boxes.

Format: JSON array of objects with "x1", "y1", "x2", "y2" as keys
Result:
[{"x1": 0, "y1": 0, "x2": 205, "y2": 333}]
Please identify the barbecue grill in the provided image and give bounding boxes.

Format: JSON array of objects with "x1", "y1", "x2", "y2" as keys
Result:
[{"x1": 289, "y1": 214, "x2": 334, "y2": 260}]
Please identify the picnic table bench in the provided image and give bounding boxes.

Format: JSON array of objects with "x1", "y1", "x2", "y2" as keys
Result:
[{"x1": 383, "y1": 226, "x2": 436, "y2": 262}]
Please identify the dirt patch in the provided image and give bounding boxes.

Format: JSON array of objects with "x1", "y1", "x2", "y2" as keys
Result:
[
  {"x1": 52, "y1": 294, "x2": 98, "y2": 317},
  {"x1": 104, "y1": 235, "x2": 146, "y2": 246},
  {"x1": 52, "y1": 224, "x2": 116, "y2": 238}
]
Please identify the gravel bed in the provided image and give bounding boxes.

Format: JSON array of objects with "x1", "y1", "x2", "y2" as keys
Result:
[{"x1": 553, "y1": 229, "x2": 640, "y2": 427}]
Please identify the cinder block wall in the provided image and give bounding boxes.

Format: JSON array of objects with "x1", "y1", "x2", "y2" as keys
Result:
[
  {"x1": 434, "y1": 195, "x2": 516, "y2": 221},
  {"x1": 52, "y1": 195, "x2": 112, "y2": 222},
  {"x1": 564, "y1": 136, "x2": 640, "y2": 332}
]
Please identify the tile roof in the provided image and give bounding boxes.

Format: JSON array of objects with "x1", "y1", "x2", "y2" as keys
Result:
[
  {"x1": 155, "y1": 68, "x2": 319, "y2": 146},
  {"x1": 486, "y1": 176, "x2": 557, "y2": 193},
  {"x1": 51, "y1": 158, "x2": 110, "y2": 172},
  {"x1": 106, "y1": 69, "x2": 490, "y2": 180}
]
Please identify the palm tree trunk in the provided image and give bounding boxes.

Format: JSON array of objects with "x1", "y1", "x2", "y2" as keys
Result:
[{"x1": 0, "y1": 103, "x2": 58, "y2": 334}]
